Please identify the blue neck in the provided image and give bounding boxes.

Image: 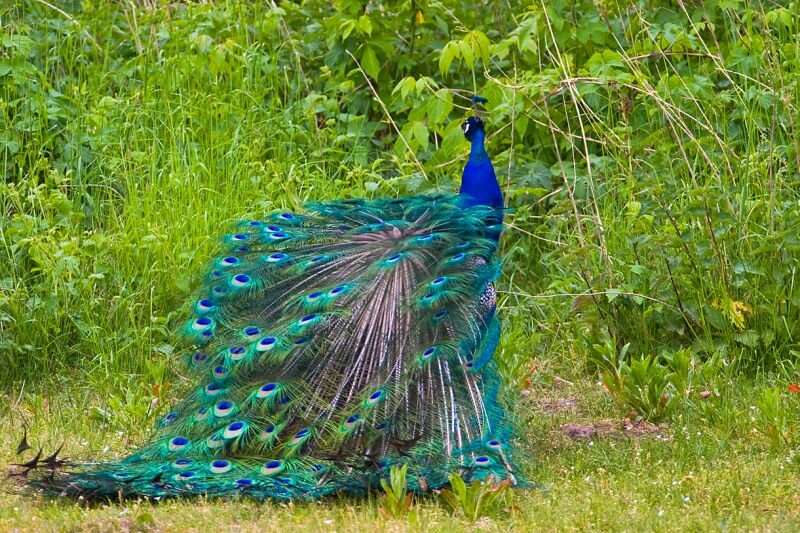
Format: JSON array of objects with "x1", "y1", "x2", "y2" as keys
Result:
[
  {"x1": 469, "y1": 131, "x2": 490, "y2": 161},
  {"x1": 459, "y1": 131, "x2": 503, "y2": 210}
]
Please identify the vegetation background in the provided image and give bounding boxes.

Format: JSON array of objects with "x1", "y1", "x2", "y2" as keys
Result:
[{"x1": 1, "y1": 0, "x2": 799, "y2": 530}]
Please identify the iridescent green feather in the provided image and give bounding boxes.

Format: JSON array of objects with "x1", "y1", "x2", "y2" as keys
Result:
[{"x1": 25, "y1": 195, "x2": 523, "y2": 500}]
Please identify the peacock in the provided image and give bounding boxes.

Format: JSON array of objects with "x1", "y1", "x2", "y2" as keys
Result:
[{"x1": 15, "y1": 107, "x2": 523, "y2": 500}]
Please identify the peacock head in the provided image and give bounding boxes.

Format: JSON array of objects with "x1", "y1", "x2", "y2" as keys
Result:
[{"x1": 462, "y1": 116, "x2": 485, "y2": 142}]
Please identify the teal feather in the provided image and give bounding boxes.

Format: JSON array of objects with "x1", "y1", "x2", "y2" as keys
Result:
[{"x1": 20, "y1": 115, "x2": 524, "y2": 501}]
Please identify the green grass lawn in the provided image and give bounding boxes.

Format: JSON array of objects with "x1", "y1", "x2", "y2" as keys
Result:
[
  {"x1": 3, "y1": 379, "x2": 800, "y2": 531},
  {"x1": 2, "y1": 0, "x2": 800, "y2": 531}
]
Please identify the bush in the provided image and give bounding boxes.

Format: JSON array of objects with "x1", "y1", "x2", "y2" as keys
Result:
[{"x1": 1, "y1": 0, "x2": 798, "y2": 394}]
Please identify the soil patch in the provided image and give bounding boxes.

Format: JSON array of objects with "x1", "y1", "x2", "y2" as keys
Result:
[{"x1": 562, "y1": 419, "x2": 668, "y2": 441}]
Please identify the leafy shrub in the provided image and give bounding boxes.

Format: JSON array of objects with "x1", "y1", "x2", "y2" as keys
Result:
[
  {"x1": 1, "y1": 0, "x2": 799, "y2": 392},
  {"x1": 754, "y1": 386, "x2": 797, "y2": 447},
  {"x1": 437, "y1": 473, "x2": 512, "y2": 521},
  {"x1": 589, "y1": 340, "x2": 723, "y2": 421},
  {"x1": 378, "y1": 464, "x2": 415, "y2": 520}
]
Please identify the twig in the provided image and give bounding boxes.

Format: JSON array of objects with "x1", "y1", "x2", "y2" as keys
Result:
[
  {"x1": 507, "y1": 61, "x2": 517, "y2": 195},
  {"x1": 499, "y1": 288, "x2": 681, "y2": 313},
  {"x1": 346, "y1": 50, "x2": 428, "y2": 180},
  {"x1": 663, "y1": 256, "x2": 697, "y2": 336},
  {"x1": 32, "y1": 0, "x2": 102, "y2": 53},
  {"x1": 269, "y1": 0, "x2": 309, "y2": 92},
  {"x1": 12, "y1": 381, "x2": 26, "y2": 412},
  {"x1": 502, "y1": 221, "x2": 565, "y2": 246},
  {"x1": 124, "y1": 2, "x2": 143, "y2": 56}
]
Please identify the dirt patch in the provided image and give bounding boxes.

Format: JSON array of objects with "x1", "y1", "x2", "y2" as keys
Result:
[
  {"x1": 522, "y1": 393, "x2": 581, "y2": 414},
  {"x1": 541, "y1": 397, "x2": 579, "y2": 413},
  {"x1": 562, "y1": 419, "x2": 668, "y2": 441}
]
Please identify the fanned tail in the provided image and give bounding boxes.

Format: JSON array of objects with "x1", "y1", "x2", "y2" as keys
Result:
[{"x1": 19, "y1": 195, "x2": 522, "y2": 500}]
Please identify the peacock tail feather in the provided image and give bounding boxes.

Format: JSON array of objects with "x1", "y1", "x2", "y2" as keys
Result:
[
  {"x1": 20, "y1": 152, "x2": 523, "y2": 500},
  {"x1": 23, "y1": 195, "x2": 521, "y2": 500}
]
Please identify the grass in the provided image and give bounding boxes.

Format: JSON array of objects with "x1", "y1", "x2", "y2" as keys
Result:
[
  {"x1": 2, "y1": 0, "x2": 800, "y2": 531},
  {"x1": 3, "y1": 379, "x2": 800, "y2": 531}
]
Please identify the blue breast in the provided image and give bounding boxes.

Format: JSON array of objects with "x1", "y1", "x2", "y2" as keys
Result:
[{"x1": 459, "y1": 158, "x2": 503, "y2": 210}]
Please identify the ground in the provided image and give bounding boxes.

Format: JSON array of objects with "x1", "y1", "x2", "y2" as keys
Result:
[{"x1": 3, "y1": 376, "x2": 799, "y2": 532}]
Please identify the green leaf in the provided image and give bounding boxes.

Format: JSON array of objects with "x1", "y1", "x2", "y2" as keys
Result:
[
  {"x1": 585, "y1": 49, "x2": 627, "y2": 80},
  {"x1": 606, "y1": 288, "x2": 622, "y2": 303},
  {"x1": 90, "y1": 406, "x2": 112, "y2": 423},
  {"x1": 357, "y1": 15, "x2": 373, "y2": 36},
  {"x1": 439, "y1": 41, "x2": 458, "y2": 76},
  {"x1": 438, "y1": 489, "x2": 459, "y2": 511},
  {"x1": 463, "y1": 30, "x2": 490, "y2": 65},
  {"x1": 449, "y1": 472, "x2": 467, "y2": 501},
  {"x1": 339, "y1": 19, "x2": 356, "y2": 40},
  {"x1": 457, "y1": 39, "x2": 474, "y2": 68},
  {"x1": 412, "y1": 122, "x2": 429, "y2": 151},
  {"x1": 514, "y1": 115, "x2": 529, "y2": 137},
  {"x1": 439, "y1": 119, "x2": 465, "y2": 156},
  {"x1": 393, "y1": 77, "x2": 417, "y2": 99},
  {"x1": 0, "y1": 135, "x2": 20, "y2": 155},
  {"x1": 736, "y1": 330, "x2": 760, "y2": 348},
  {"x1": 428, "y1": 89, "x2": 453, "y2": 125},
  {"x1": 718, "y1": 0, "x2": 741, "y2": 9},
  {"x1": 361, "y1": 47, "x2": 380, "y2": 79}
]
